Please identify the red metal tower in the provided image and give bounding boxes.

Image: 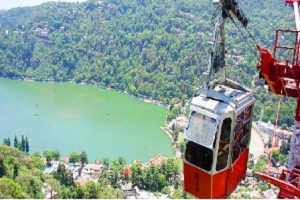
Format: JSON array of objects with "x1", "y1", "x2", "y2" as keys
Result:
[{"x1": 255, "y1": 0, "x2": 300, "y2": 198}]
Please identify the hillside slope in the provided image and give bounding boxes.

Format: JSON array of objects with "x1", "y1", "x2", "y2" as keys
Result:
[{"x1": 0, "y1": 0, "x2": 296, "y2": 124}]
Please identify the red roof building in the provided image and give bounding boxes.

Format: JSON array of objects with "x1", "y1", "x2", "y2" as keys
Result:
[{"x1": 60, "y1": 157, "x2": 69, "y2": 164}]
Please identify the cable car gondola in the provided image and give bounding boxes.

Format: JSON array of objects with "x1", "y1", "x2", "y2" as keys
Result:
[{"x1": 183, "y1": 79, "x2": 255, "y2": 198}]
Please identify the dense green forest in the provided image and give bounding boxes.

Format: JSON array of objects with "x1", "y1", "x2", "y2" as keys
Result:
[{"x1": 0, "y1": 0, "x2": 297, "y2": 125}]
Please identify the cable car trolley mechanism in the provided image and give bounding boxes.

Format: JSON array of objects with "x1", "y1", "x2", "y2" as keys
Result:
[{"x1": 183, "y1": 0, "x2": 256, "y2": 198}]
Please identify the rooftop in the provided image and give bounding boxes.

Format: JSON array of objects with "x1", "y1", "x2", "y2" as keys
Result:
[
  {"x1": 43, "y1": 167, "x2": 54, "y2": 174},
  {"x1": 61, "y1": 157, "x2": 69, "y2": 163},
  {"x1": 83, "y1": 163, "x2": 103, "y2": 172},
  {"x1": 193, "y1": 79, "x2": 254, "y2": 114}
]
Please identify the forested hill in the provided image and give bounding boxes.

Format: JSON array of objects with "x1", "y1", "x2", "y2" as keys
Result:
[{"x1": 0, "y1": 0, "x2": 296, "y2": 123}]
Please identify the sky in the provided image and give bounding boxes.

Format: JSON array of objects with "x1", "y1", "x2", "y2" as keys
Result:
[{"x1": 0, "y1": 0, "x2": 87, "y2": 10}]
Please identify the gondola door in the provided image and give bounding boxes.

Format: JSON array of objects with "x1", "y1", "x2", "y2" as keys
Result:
[
  {"x1": 212, "y1": 115, "x2": 233, "y2": 198},
  {"x1": 228, "y1": 104, "x2": 254, "y2": 194}
]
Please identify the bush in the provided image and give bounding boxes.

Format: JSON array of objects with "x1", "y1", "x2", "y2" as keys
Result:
[
  {"x1": 161, "y1": 186, "x2": 170, "y2": 195},
  {"x1": 260, "y1": 184, "x2": 268, "y2": 191},
  {"x1": 281, "y1": 123, "x2": 287, "y2": 130}
]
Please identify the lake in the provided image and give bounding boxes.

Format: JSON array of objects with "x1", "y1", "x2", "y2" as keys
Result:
[{"x1": 0, "y1": 78, "x2": 174, "y2": 163}]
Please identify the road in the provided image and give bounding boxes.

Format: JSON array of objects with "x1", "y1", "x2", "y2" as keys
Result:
[{"x1": 249, "y1": 127, "x2": 265, "y2": 161}]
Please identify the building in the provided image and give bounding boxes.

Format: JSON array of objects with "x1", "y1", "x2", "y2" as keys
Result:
[
  {"x1": 60, "y1": 157, "x2": 69, "y2": 164},
  {"x1": 83, "y1": 163, "x2": 103, "y2": 172},
  {"x1": 43, "y1": 167, "x2": 54, "y2": 175},
  {"x1": 150, "y1": 154, "x2": 165, "y2": 166},
  {"x1": 34, "y1": 28, "x2": 49, "y2": 37},
  {"x1": 51, "y1": 161, "x2": 60, "y2": 171},
  {"x1": 43, "y1": 160, "x2": 59, "y2": 174},
  {"x1": 257, "y1": 121, "x2": 276, "y2": 136},
  {"x1": 81, "y1": 163, "x2": 104, "y2": 179},
  {"x1": 175, "y1": 115, "x2": 188, "y2": 132}
]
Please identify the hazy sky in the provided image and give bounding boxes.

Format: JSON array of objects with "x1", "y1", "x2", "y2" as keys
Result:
[{"x1": 0, "y1": 0, "x2": 87, "y2": 10}]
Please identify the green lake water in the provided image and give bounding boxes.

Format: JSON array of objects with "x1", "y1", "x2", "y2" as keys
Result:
[{"x1": 0, "y1": 78, "x2": 174, "y2": 163}]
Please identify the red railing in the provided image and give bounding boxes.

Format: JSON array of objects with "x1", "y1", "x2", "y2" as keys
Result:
[
  {"x1": 257, "y1": 29, "x2": 300, "y2": 100},
  {"x1": 256, "y1": 171, "x2": 300, "y2": 198},
  {"x1": 286, "y1": 0, "x2": 300, "y2": 6}
]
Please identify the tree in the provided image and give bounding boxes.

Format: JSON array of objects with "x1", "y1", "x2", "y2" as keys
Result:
[
  {"x1": 262, "y1": 106, "x2": 276, "y2": 124},
  {"x1": 13, "y1": 164, "x2": 19, "y2": 180},
  {"x1": 69, "y1": 152, "x2": 79, "y2": 164},
  {"x1": 29, "y1": 179, "x2": 37, "y2": 198},
  {"x1": 248, "y1": 153, "x2": 255, "y2": 169},
  {"x1": 281, "y1": 123, "x2": 287, "y2": 130},
  {"x1": 32, "y1": 152, "x2": 41, "y2": 158},
  {"x1": 143, "y1": 167, "x2": 153, "y2": 191},
  {"x1": 173, "y1": 128, "x2": 179, "y2": 143},
  {"x1": 171, "y1": 123, "x2": 176, "y2": 132},
  {"x1": 43, "y1": 150, "x2": 60, "y2": 165},
  {"x1": 0, "y1": 177, "x2": 29, "y2": 198},
  {"x1": 0, "y1": 158, "x2": 6, "y2": 178},
  {"x1": 172, "y1": 189, "x2": 183, "y2": 199},
  {"x1": 14, "y1": 135, "x2": 18, "y2": 148},
  {"x1": 99, "y1": 186, "x2": 123, "y2": 198},
  {"x1": 113, "y1": 188, "x2": 124, "y2": 199},
  {"x1": 15, "y1": 174, "x2": 44, "y2": 199},
  {"x1": 29, "y1": 179, "x2": 40, "y2": 199},
  {"x1": 252, "y1": 155, "x2": 268, "y2": 173},
  {"x1": 131, "y1": 164, "x2": 143, "y2": 187},
  {"x1": 118, "y1": 157, "x2": 126, "y2": 166},
  {"x1": 21, "y1": 135, "x2": 26, "y2": 152},
  {"x1": 44, "y1": 152, "x2": 52, "y2": 167},
  {"x1": 25, "y1": 137, "x2": 29, "y2": 154},
  {"x1": 79, "y1": 151, "x2": 88, "y2": 166},
  {"x1": 160, "y1": 158, "x2": 179, "y2": 184},
  {"x1": 280, "y1": 140, "x2": 290, "y2": 155},
  {"x1": 179, "y1": 141, "x2": 185, "y2": 157},
  {"x1": 122, "y1": 167, "x2": 131, "y2": 181},
  {"x1": 170, "y1": 103, "x2": 174, "y2": 111},
  {"x1": 157, "y1": 174, "x2": 167, "y2": 191},
  {"x1": 161, "y1": 186, "x2": 170, "y2": 195},
  {"x1": 53, "y1": 150, "x2": 60, "y2": 161},
  {"x1": 267, "y1": 137, "x2": 273, "y2": 148},
  {"x1": 272, "y1": 150, "x2": 288, "y2": 166},
  {"x1": 54, "y1": 164, "x2": 67, "y2": 185},
  {"x1": 102, "y1": 157, "x2": 110, "y2": 169},
  {"x1": 3, "y1": 137, "x2": 10, "y2": 146},
  {"x1": 45, "y1": 178, "x2": 61, "y2": 199},
  {"x1": 75, "y1": 185, "x2": 84, "y2": 199},
  {"x1": 83, "y1": 181, "x2": 99, "y2": 199},
  {"x1": 102, "y1": 168, "x2": 119, "y2": 187},
  {"x1": 67, "y1": 170, "x2": 74, "y2": 187},
  {"x1": 272, "y1": 151, "x2": 281, "y2": 166},
  {"x1": 61, "y1": 187, "x2": 72, "y2": 199},
  {"x1": 98, "y1": 177, "x2": 110, "y2": 188},
  {"x1": 4, "y1": 156, "x2": 19, "y2": 169},
  {"x1": 53, "y1": 163, "x2": 74, "y2": 187},
  {"x1": 181, "y1": 97, "x2": 186, "y2": 107}
]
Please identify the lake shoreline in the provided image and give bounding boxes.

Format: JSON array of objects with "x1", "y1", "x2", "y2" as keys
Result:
[{"x1": 0, "y1": 76, "x2": 167, "y2": 107}]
